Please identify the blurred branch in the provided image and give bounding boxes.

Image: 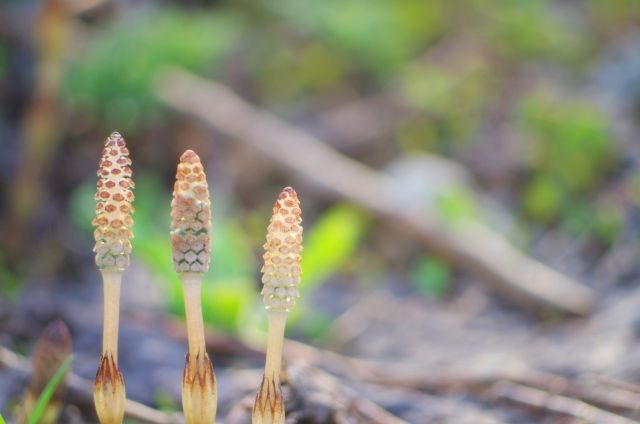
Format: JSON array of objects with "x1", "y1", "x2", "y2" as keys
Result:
[
  {"x1": 156, "y1": 68, "x2": 595, "y2": 316},
  {"x1": 281, "y1": 339, "x2": 640, "y2": 422},
  {"x1": 196, "y1": 317, "x2": 639, "y2": 423},
  {"x1": 0, "y1": 346, "x2": 183, "y2": 424},
  {"x1": 316, "y1": 92, "x2": 415, "y2": 148},
  {"x1": 63, "y1": 0, "x2": 113, "y2": 14},
  {"x1": 490, "y1": 381, "x2": 639, "y2": 424}
]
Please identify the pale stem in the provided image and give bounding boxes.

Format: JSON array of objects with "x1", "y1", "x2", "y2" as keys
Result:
[
  {"x1": 181, "y1": 273, "x2": 206, "y2": 356},
  {"x1": 264, "y1": 311, "x2": 288, "y2": 381},
  {"x1": 100, "y1": 270, "x2": 122, "y2": 361}
]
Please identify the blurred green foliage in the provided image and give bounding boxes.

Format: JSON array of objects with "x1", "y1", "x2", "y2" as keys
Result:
[
  {"x1": 399, "y1": 63, "x2": 493, "y2": 151},
  {"x1": 286, "y1": 204, "x2": 370, "y2": 336},
  {"x1": 0, "y1": 253, "x2": 20, "y2": 298},
  {"x1": 522, "y1": 175, "x2": 563, "y2": 224},
  {"x1": 0, "y1": 42, "x2": 7, "y2": 80},
  {"x1": 301, "y1": 204, "x2": 371, "y2": 289},
  {"x1": 483, "y1": 0, "x2": 585, "y2": 62},
  {"x1": 64, "y1": 9, "x2": 241, "y2": 131},
  {"x1": 154, "y1": 389, "x2": 179, "y2": 412},
  {"x1": 272, "y1": 0, "x2": 446, "y2": 78},
  {"x1": 519, "y1": 92, "x2": 621, "y2": 242},
  {"x1": 586, "y1": 0, "x2": 640, "y2": 32},
  {"x1": 521, "y1": 93, "x2": 615, "y2": 193},
  {"x1": 252, "y1": 39, "x2": 351, "y2": 104},
  {"x1": 436, "y1": 188, "x2": 479, "y2": 225},
  {"x1": 593, "y1": 205, "x2": 624, "y2": 245},
  {"x1": 560, "y1": 200, "x2": 624, "y2": 245},
  {"x1": 411, "y1": 256, "x2": 451, "y2": 298}
]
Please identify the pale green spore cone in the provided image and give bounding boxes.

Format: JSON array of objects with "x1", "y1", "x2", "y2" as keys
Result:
[
  {"x1": 93, "y1": 132, "x2": 134, "y2": 271},
  {"x1": 170, "y1": 150, "x2": 212, "y2": 274},
  {"x1": 260, "y1": 187, "x2": 303, "y2": 312}
]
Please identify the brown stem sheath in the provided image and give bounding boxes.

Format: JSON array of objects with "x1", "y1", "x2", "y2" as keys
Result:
[
  {"x1": 253, "y1": 312, "x2": 288, "y2": 423},
  {"x1": 180, "y1": 272, "x2": 217, "y2": 423},
  {"x1": 95, "y1": 270, "x2": 126, "y2": 424}
]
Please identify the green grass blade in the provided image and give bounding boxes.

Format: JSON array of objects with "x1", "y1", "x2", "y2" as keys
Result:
[
  {"x1": 27, "y1": 355, "x2": 74, "y2": 424},
  {"x1": 0, "y1": 412, "x2": 6, "y2": 424}
]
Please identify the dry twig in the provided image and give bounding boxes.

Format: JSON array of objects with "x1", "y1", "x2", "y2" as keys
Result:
[
  {"x1": 491, "y1": 381, "x2": 639, "y2": 424},
  {"x1": 155, "y1": 310, "x2": 640, "y2": 420}
]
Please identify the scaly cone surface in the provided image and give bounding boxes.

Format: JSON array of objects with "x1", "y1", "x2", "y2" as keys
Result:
[
  {"x1": 260, "y1": 187, "x2": 303, "y2": 312},
  {"x1": 171, "y1": 149, "x2": 211, "y2": 274},
  {"x1": 93, "y1": 131, "x2": 134, "y2": 271}
]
